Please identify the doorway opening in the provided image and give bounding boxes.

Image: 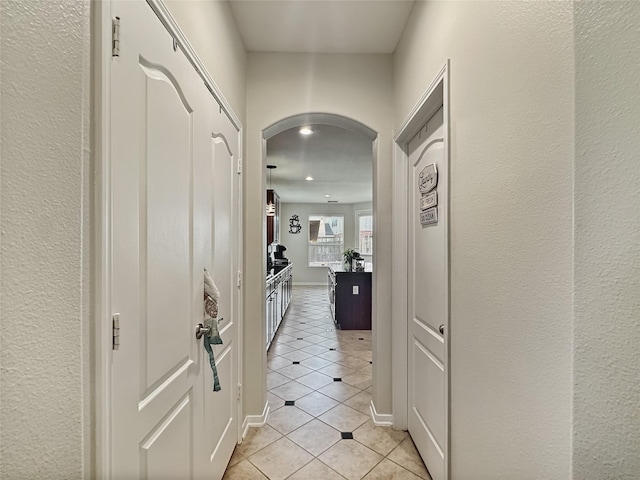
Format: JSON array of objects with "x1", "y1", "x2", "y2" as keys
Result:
[{"x1": 262, "y1": 111, "x2": 377, "y2": 396}]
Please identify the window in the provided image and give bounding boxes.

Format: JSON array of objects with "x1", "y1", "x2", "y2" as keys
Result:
[
  {"x1": 308, "y1": 214, "x2": 344, "y2": 267},
  {"x1": 356, "y1": 211, "x2": 373, "y2": 255}
]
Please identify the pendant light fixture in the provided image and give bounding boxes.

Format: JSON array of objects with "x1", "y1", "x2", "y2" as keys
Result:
[{"x1": 266, "y1": 164, "x2": 276, "y2": 216}]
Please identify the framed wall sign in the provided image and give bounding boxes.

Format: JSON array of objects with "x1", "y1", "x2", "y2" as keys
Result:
[
  {"x1": 420, "y1": 190, "x2": 438, "y2": 211},
  {"x1": 418, "y1": 163, "x2": 438, "y2": 193},
  {"x1": 420, "y1": 207, "x2": 438, "y2": 226}
]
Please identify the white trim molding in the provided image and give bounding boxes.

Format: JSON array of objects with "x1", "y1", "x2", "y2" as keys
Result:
[
  {"x1": 94, "y1": 2, "x2": 113, "y2": 478},
  {"x1": 391, "y1": 139, "x2": 409, "y2": 431},
  {"x1": 241, "y1": 402, "x2": 270, "y2": 440},
  {"x1": 370, "y1": 400, "x2": 393, "y2": 426}
]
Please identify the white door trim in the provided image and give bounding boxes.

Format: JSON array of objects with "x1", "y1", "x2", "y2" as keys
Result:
[
  {"x1": 392, "y1": 61, "x2": 450, "y2": 477},
  {"x1": 94, "y1": 1, "x2": 244, "y2": 476},
  {"x1": 94, "y1": 2, "x2": 112, "y2": 477}
]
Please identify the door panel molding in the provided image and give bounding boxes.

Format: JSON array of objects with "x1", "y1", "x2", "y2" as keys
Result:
[{"x1": 145, "y1": 0, "x2": 241, "y2": 131}]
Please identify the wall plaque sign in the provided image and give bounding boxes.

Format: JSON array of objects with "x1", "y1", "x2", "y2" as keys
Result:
[
  {"x1": 420, "y1": 190, "x2": 437, "y2": 211},
  {"x1": 418, "y1": 163, "x2": 438, "y2": 193},
  {"x1": 420, "y1": 207, "x2": 438, "y2": 226}
]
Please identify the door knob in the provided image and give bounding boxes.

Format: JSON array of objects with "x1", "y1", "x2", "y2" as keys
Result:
[
  {"x1": 195, "y1": 323, "x2": 210, "y2": 339},
  {"x1": 439, "y1": 324, "x2": 444, "y2": 335}
]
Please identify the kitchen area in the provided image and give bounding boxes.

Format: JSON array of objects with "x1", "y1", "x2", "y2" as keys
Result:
[
  {"x1": 265, "y1": 193, "x2": 373, "y2": 346},
  {"x1": 265, "y1": 183, "x2": 294, "y2": 349},
  {"x1": 264, "y1": 121, "x2": 374, "y2": 350}
]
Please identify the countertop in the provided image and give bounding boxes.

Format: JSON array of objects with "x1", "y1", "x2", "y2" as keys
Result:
[
  {"x1": 266, "y1": 264, "x2": 292, "y2": 282},
  {"x1": 328, "y1": 263, "x2": 371, "y2": 274}
]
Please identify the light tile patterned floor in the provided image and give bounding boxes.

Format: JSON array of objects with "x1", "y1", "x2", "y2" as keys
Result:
[{"x1": 224, "y1": 286, "x2": 432, "y2": 480}]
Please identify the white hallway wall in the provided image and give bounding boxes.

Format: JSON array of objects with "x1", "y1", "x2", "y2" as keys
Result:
[
  {"x1": 0, "y1": 0, "x2": 92, "y2": 477},
  {"x1": 245, "y1": 53, "x2": 394, "y2": 418},
  {"x1": 394, "y1": 2, "x2": 574, "y2": 478},
  {"x1": 573, "y1": 2, "x2": 640, "y2": 477}
]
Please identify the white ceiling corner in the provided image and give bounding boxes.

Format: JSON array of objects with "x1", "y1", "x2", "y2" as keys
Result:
[{"x1": 228, "y1": 0, "x2": 415, "y2": 54}]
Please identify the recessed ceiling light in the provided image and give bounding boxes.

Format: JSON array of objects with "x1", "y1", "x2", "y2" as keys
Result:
[
  {"x1": 324, "y1": 194, "x2": 331, "y2": 198},
  {"x1": 305, "y1": 176, "x2": 314, "y2": 181},
  {"x1": 299, "y1": 127, "x2": 313, "y2": 135}
]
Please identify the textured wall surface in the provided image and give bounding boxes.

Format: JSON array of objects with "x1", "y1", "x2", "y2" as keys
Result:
[
  {"x1": 0, "y1": 0, "x2": 91, "y2": 477},
  {"x1": 574, "y1": 2, "x2": 640, "y2": 478},
  {"x1": 394, "y1": 2, "x2": 574, "y2": 478},
  {"x1": 246, "y1": 53, "x2": 393, "y2": 417}
]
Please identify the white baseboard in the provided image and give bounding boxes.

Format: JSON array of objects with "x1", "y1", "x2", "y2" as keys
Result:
[
  {"x1": 241, "y1": 401, "x2": 270, "y2": 441},
  {"x1": 293, "y1": 281, "x2": 327, "y2": 286},
  {"x1": 370, "y1": 400, "x2": 393, "y2": 426}
]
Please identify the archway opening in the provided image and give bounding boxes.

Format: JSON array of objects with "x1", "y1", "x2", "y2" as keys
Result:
[{"x1": 262, "y1": 111, "x2": 377, "y2": 381}]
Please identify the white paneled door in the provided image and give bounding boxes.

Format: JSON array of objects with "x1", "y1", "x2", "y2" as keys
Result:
[
  {"x1": 110, "y1": 1, "x2": 240, "y2": 478},
  {"x1": 407, "y1": 107, "x2": 448, "y2": 480}
]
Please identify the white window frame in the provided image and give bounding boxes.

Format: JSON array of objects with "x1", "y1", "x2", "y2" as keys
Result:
[
  {"x1": 355, "y1": 209, "x2": 373, "y2": 256},
  {"x1": 308, "y1": 214, "x2": 344, "y2": 267}
]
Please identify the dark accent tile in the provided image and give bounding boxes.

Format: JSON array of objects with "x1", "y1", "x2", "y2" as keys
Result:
[
  {"x1": 284, "y1": 400, "x2": 295, "y2": 406},
  {"x1": 292, "y1": 361, "x2": 300, "y2": 365},
  {"x1": 333, "y1": 378, "x2": 342, "y2": 382},
  {"x1": 358, "y1": 337, "x2": 364, "y2": 340},
  {"x1": 297, "y1": 338, "x2": 304, "y2": 340},
  {"x1": 341, "y1": 432, "x2": 354, "y2": 439},
  {"x1": 329, "y1": 348, "x2": 336, "y2": 351},
  {"x1": 300, "y1": 322, "x2": 306, "y2": 324},
  {"x1": 369, "y1": 361, "x2": 373, "y2": 364}
]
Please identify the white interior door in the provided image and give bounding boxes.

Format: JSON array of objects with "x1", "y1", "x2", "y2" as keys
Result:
[
  {"x1": 407, "y1": 107, "x2": 448, "y2": 480},
  {"x1": 110, "y1": 1, "x2": 240, "y2": 478},
  {"x1": 202, "y1": 112, "x2": 241, "y2": 479}
]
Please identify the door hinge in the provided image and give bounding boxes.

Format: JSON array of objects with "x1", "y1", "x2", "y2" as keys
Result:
[
  {"x1": 237, "y1": 271, "x2": 242, "y2": 288},
  {"x1": 112, "y1": 17, "x2": 121, "y2": 57},
  {"x1": 112, "y1": 313, "x2": 120, "y2": 350},
  {"x1": 237, "y1": 383, "x2": 242, "y2": 401},
  {"x1": 236, "y1": 158, "x2": 242, "y2": 175}
]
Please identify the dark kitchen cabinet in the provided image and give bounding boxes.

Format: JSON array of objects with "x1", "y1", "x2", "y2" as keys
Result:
[
  {"x1": 327, "y1": 265, "x2": 371, "y2": 330},
  {"x1": 266, "y1": 189, "x2": 280, "y2": 245}
]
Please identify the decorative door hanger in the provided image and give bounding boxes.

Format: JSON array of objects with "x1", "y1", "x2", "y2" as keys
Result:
[
  {"x1": 420, "y1": 191, "x2": 437, "y2": 211},
  {"x1": 420, "y1": 208, "x2": 438, "y2": 225},
  {"x1": 419, "y1": 163, "x2": 438, "y2": 226},
  {"x1": 418, "y1": 163, "x2": 437, "y2": 193}
]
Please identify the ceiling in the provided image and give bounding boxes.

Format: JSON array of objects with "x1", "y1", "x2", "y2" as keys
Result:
[
  {"x1": 228, "y1": 1, "x2": 415, "y2": 54},
  {"x1": 229, "y1": 1, "x2": 415, "y2": 205},
  {"x1": 266, "y1": 124, "x2": 373, "y2": 204}
]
